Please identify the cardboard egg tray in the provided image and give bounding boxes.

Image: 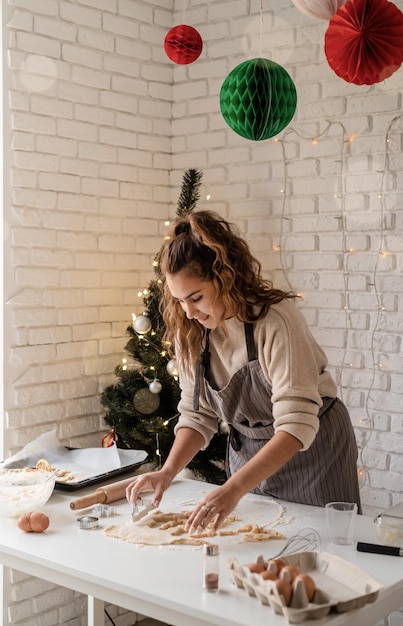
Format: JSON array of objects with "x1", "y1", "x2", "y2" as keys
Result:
[{"x1": 227, "y1": 551, "x2": 383, "y2": 624}]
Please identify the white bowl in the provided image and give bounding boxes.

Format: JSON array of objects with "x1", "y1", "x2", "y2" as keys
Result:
[
  {"x1": 374, "y1": 513, "x2": 403, "y2": 548},
  {"x1": 0, "y1": 469, "x2": 56, "y2": 517}
]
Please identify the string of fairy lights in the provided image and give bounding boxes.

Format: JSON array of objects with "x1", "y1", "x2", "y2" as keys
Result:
[
  {"x1": 360, "y1": 113, "x2": 403, "y2": 484},
  {"x1": 119, "y1": 113, "x2": 402, "y2": 488},
  {"x1": 277, "y1": 120, "x2": 350, "y2": 395},
  {"x1": 275, "y1": 114, "x2": 403, "y2": 488}
]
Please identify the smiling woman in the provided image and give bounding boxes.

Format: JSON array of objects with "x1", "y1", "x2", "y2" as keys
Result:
[
  {"x1": 166, "y1": 272, "x2": 225, "y2": 329},
  {"x1": 2, "y1": 0, "x2": 403, "y2": 624},
  {"x1": 125, "y1": 210, "x2": 361, "y2": 535}
]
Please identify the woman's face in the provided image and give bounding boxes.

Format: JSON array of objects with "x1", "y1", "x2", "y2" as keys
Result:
[{"x1": 166, "y1": 270, "x2": 225, "y2": 330}]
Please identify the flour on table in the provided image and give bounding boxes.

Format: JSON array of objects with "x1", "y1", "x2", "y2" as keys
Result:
[{"x1": 104, "y1": 506, "x2": 286, "y2": 547}]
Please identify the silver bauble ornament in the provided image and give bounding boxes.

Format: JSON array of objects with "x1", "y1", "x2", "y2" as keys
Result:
[
  {"x1": 219, "y1": 420, "x2": 230, "y2": 435},
  {"x1": 149, "y1": 379, "x2": 162, "y2": 394},
  {"x1": 166, "y1": 358, "x2": 178, "y2": 377},
  {"x1": 133, "y1": 312, "x2": 152, "y2": 335}
]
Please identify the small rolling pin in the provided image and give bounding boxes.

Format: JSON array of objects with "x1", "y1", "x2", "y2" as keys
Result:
[{"x1": 70, "y1": 476, "x2": 136, "y2": 510}]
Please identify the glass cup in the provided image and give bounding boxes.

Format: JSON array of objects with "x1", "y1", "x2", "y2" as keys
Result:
[{"x1": 325, "y1": 501, "x2": 358, "y2": 545}]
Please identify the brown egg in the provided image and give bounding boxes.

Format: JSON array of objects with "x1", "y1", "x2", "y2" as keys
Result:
[
  {"x1": 280, "y1": 565, "x2": 300, "y2": 583},
  {"x1": 267, "y1": 557, "x2": 286, "y2": 575},
  {"x1": 293, "y1": 573, "x2": 316, "y2": 602},
  {"x1": 260, "y1": 569, "x2": 278, "y2": 581},
  {"x1": 17, "y1": 511, "x2": 50, "y2": 533},
  {"x1": 247, "y1": 561, "x2": 266, "y2": 574},
  {"x1": 274, "y1": 578, "x2": 292, "y2": 606}
]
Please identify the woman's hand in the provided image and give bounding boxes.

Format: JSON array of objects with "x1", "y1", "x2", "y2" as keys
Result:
[
  {"x1": 185, "y1": 482, "x2": 243, "y2": 534},
  {"x1": 185, "y1": 432, "x2": 303, "y2": 534},
  {"x1": 125, "y1": 469, "x2": 173, "y2": 509}
]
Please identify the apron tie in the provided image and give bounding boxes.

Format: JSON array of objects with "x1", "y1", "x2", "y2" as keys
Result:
[{"x1": 193, "y1": 330, "x2": 211, "y2": 411}]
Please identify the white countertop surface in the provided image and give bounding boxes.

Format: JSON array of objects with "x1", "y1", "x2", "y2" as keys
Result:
[{"x1": 0, "y1": 477, "x2": 402, "y2": 626}]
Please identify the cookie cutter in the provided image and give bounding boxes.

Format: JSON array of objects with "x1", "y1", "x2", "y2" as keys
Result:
[
  {"x1": 77, "y1": 515, "x2": 99, "y2": 530},
  {"x1": 92, "y1": 504, "x2": 117, "y2": 518}
]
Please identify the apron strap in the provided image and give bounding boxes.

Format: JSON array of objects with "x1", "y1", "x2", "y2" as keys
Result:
[
  {"x1": 244, "y1": 323, "x2": 256, "y2": 361},
  {"x1": 193, "y1": 329, "x2": 211, "y2": 411},
  {"x1": 194, "y1": 325, "x2": 255, "y2": 410}
]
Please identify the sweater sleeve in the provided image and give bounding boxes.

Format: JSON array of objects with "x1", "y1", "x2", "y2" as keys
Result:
[{"x1": 260, "y1": 302, "x2": 337, "y2": 450}]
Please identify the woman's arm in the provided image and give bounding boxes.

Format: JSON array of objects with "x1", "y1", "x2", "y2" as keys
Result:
[
  {"x1": 162, "y1": 427, "x2": 206, "y2": 480},
  {"x1": 227, "y1": 430, "x2": 302, "y2": 496},
  {"x1": 126, "y1": 427, "x2": 204, "y2": 507},
  {"x1": 186, "y1": 431, "x2": 302, "y2": 533}
]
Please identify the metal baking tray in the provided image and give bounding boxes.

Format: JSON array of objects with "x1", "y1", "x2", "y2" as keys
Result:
[{"x1": 51, "y1": 447, "x2": 148, "y2": 491}]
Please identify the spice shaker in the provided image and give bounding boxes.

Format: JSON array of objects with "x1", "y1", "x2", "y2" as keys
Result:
[{"x1": 203, "y1": 544, "x2": 219, "y2": 592}]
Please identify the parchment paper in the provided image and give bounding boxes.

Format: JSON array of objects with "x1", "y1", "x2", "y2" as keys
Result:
[{"x1": 0, "y1": 430, "x2": 147, "y2": 484}]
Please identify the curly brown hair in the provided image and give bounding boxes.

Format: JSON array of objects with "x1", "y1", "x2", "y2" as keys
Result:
[{"x1": 158, "y1": 210, "x2": 295, "y2": 367}]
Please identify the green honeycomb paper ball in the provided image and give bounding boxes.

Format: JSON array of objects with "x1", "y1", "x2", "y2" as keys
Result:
[{"x1": 220, "y1": 58, "x2": 297, "y2": 141}]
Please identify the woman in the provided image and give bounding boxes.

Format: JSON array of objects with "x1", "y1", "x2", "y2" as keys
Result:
[{"x1": 126, "y1": 210, "x2": 361, "y2": 533}]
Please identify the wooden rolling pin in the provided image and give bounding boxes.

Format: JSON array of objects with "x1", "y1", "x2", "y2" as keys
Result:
[{"x1": 70, "y1": 476, "x2": 136, "y2": 510}]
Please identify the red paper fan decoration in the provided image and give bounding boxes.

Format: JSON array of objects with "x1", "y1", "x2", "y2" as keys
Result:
[
  {"x1": 325, "y1": 0, "x2": 403, "y2": 85},
  {"x1": 164, "y1": 25, "x2": 203, "y2": 65},
  {"x1": 292, "y1": 0, "x2": 347, "y2": 21}
]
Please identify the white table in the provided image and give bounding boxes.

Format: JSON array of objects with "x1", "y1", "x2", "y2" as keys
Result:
[{"x1": 0, "y1": 478, "x2": 402, "y2": 626}]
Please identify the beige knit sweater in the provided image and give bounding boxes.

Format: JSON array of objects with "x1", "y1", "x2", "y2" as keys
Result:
[{"x1": 174, "y1": 298, "x2": 337, "y2": 452}]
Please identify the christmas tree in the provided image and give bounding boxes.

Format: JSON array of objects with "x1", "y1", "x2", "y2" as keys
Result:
[{"x1": 100, "y1": 169, "x2": 227, "y2": 484}]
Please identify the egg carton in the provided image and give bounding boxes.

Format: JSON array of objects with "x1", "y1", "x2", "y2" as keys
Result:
[{"x1": 227, "y1": 551, "x2": 383, "y2": 624}]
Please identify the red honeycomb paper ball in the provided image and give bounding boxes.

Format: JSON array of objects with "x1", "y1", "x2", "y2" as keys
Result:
[
  {"x1": 325, "y1": 0, "x2": 403, "y2": 85},
  {"x1": 164, "y1": 25, "x2": 203, "y2": 65}
]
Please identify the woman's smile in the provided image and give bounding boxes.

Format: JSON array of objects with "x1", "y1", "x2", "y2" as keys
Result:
[{"x1": 165, "y1": 270, "x2": 225, "y2": 330}]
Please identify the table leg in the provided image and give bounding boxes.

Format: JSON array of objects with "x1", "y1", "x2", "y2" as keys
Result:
[{"x1": 88, "y1": 595, "x2": 104, "y2": 626}]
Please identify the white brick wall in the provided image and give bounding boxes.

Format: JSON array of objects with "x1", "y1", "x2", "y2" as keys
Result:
[
  {"x1": 2, "y1": 0, "x2": 403, "y2": 624},
  {"x1": 3, "y1": 0, "x2": 171, "y2": 623}
]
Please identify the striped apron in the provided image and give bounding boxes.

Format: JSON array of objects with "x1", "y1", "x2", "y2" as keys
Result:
[{"x1": 195, "y1": 323, "x2": 361, "y2": 510}]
